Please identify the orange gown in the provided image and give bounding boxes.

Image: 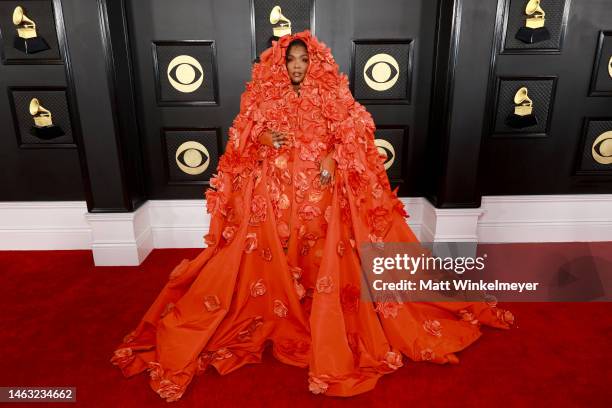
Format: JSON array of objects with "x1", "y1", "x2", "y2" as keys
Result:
[{"x1": 110, "y1": 30, "x2": 514, "y2": 402}]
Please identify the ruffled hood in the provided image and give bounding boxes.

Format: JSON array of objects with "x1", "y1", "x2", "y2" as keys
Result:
[{"x1": 249, "y1": 30, "x2": 349, "y2": 98}]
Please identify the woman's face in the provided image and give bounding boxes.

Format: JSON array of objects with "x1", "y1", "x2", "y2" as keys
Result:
[{"x1": 286, "y1": 44, "x2": 309, "y2": 85}]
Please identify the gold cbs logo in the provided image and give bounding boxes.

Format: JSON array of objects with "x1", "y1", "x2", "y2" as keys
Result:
[
  {"x1": 176, "y1": 141, "x2": 210, "y2": 175},
  {"x1": 363, "y1": 53, "x2": 400, "y2": 92},
  {"x1": 167, "y1": 55, "x2": 204, "y2": 93}
]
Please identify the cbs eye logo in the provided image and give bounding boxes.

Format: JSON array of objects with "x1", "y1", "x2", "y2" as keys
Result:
[
  {"x1": 592, "y1": 131, "x2": 612, "y2": 165},
  {"x1": 176, "y1": 141, "x2": 210, "y2": 175},
  {"x1": 363, "y1": 53, "x2": 400, "y2": 92},
  {"x1": 167, "y1": 55, "x2": 204, "y2": 93},
  {"x1": 374, "y1": 138, "x2": 395, "y2": 170}
]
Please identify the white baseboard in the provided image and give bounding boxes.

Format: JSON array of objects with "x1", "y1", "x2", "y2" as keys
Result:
[
  {"x1": 478, "y1": 195, "x2": 612, "y2": 242},
  {"x1": 148, "y1": 200, "x2": 210, "y2": 248},
  {"x1": 0, "y1": 201, "x2": 91, "y2": 250},
  {"x1": 85, "y1": 207, "x2": 153, "y2": 266},
  {"x1": 421, "y1": 203, "x2": 483, "y2": 242},
  {"x1": 1, "y1": 194, "x2": 611, "y2": 265}
]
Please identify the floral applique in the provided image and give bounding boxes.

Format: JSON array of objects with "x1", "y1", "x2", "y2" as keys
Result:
[
  {"x1": 236, "y1": 330, "x2": 251, "y2": 342},
  {"x1": 294, "y1": 171, "x2": 310, "y2": 191},
  {"x1": 274, "y1": 155, "x2": 288, "y2": 169},
  {"x1": 289, "y1": 265, "x2": 302, "y2": 280},
  {"x1": 316, "y1": 276, "x2": 333, "y2": 294},
  {"x1": 372, "y1": 182, "x2": 383, "y2": 199},
  {"x1": 156, "y1": 380, "x2": 186, "y2": 403},
  {"x1": 267, "y1": 181, "x2": 281, "y2": 203},
  {"x1": 496, "y1": 308, "x2": 515, "y2": 325},
  {"x1": 423, "y1": 319, "x2": 442, "y2": 337},
  {"x1": 324, "y1": 205, "x2": 332, "y2": 224},
  {"x1": 277, "y1": 221, "x2": 290, "y2": 240},
  {"x1": 420, "y1": 348, "x2": 436, "y2": 361},
  {"x1": 249, "y1": 315, "x2": 264, "y2": 332},
  {"x1": 368, "y1": 206, "x2": 390, "y2": 235},
  {"x1": 222, "y1": 225, "x2": 237, "y2": 242},
  {"x1": 308, "y1": 190, "x2": 324, "y2": 203},
  {"x1": 368, "y1": 233, "x2": 384, "y2": 249},
  {"x1": 244, "y1": 232, "x2": 258, "y2": 253},
  {"x1": 337, "y1": 240, "x2": 345, "y2": 257},
  {"x1": 204, "y1": 232, "x2": 217, "y2": 247},
  {"x1": 374, "y1": 301, "x2": 401, "y2": 319},
  {"x1": 203, "y1": 295, "x2": 221, "y2": 312},
  {"x1": 260, "y1": 247, "x2": 272, "y2": 262},
  {"x1": 250, "y1": 195, "x2": 267, "y2": 224},
  {"x1": 147, "y1": 362, "x2": 186, "y2": 403},
  {"x1": 235, "y1": 315, "x2": 265, "y2": 343},
  {"x1": 308, "y1": 373, "x2": 331, "y2": 394},
  {"x1": 383, "y1": 351, "x2": 403, "y2": 370},
  {"x1": 214, "y1": 347, "x2": 234, "y2": 360},
  {"x1": 297, "y1": 224, "x2": 307, "y2": 239},
  {"x1": 110, "y1": 347, "x2": 135, "y2": 368},
  {"x1": 252, "y1": 167, "x2": 263, "y2": 188},
  {"x1": 294, "y1": 280, "x2": 306, "y2": 299},
  {"x1": 303, "y1": 232, "x2": 318, "y2": 247},
  {"x1": 299, "y1": 242, "x2": 310, "y2": 256},
  {"x1": 299, "y1": 204, "x2": 322, "y2": 221},
  {"x1": 278, "y1": 193, "x2": 290, "y2": 210},
  {"x1": 458, "y1": 309, "x2": 479, "y2": 325},
  {"x1": 249, "y1": 278, "x2": 266, "y2": 297},
  {"x1": 280, "y1": 169, "x2": 292, "y2": 185},
  {"x1": 197, "y1": 351, "x2": 215, "y2": 372},
  {"x1": 122, "y1": 330, "x2": 137, "y2": 344},
  {"x1": 273, "y1": 300, "x2": 288, "y2": 317}
]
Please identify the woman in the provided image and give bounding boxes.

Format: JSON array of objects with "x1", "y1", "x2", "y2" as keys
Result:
[{"x1": 110, "y1": 30, "x2": 514, "y2": 402}]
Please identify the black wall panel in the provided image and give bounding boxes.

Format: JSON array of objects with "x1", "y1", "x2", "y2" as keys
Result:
[
  {"x1": 125, "y1": 0, "x2": 435, "y2": 199},
  {"x1": 480, "y1": 0, "x2": 612, "y2": 196},
  {"x1": 1, "y1": 0, "x2": 611, "y2": 210},
  {"x1": 0, "y1": 0, "x2": 87, "y2": 201}
]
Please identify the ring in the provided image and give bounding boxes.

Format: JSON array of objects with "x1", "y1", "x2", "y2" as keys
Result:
[{"x1": 321, "y1": 169, "x2": 330, "y2": 178}]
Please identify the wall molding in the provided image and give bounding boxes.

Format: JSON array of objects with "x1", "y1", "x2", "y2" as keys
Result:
[
  {"x1": 0, "y1": 201, "x2": 91, "y2": 250},
  {"x1": 478, "y1": 194, "x2": 612, "y2": 242},
  {"x1": 85, "y1": 204, "x2": 153, "y2": 265},
  {"x1": 1, "y1": 194, "x2": 612, "y2": 265}
]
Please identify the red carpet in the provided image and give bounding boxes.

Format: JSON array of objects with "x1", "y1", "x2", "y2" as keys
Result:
[{"x1": 0, "y1": 247, "x2": 610, "y2": 407}]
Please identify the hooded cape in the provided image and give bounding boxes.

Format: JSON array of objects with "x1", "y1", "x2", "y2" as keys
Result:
[{"x1": 110, "y1": 30, "x2": 514, "y2": 402}]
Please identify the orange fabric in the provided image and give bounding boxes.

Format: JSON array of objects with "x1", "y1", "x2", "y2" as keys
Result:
[{"x1": 110, "y1": 30, "x2": 514, "y2": 402}]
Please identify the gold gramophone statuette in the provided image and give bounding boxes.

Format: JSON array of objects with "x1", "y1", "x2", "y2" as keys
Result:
[
  {"x1": 13, "y1": 6, "x2": 37, "y2": 39},
  {"x1": 525, "y1": 0, "x2": 545, "y2": 29},
  {"x1": 12, "y1": 6, "x2": 50, "y2": 53},
  {"x1": 608, "y1": 56, "x2": 612, "y2": 79},
  {"x1": 513, "y1": 87, "x2": 533, "y2": 116},
  {"x1": 30, "y1": 98, "x2": 52, "y2": 127},
  {"x1": 28, "y1": 98, "x2": 65, "y2": 139},
  {"x1": 515, "y1": 0, "x2": 551, "y2": 44},
  {"x1": 270, "y1": 6, "x2": 291, "y2": 38},
  {"x1": 505, "y1": 87, "x2": 538, "y2": 129}
]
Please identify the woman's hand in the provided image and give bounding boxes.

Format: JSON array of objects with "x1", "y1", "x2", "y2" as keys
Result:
[
  {"x1": 258, "y1": 129, "x2": 289, "y2": 149},
  {"x1": 319, "y1": 152, "x2": 336, "y2": 185}
]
